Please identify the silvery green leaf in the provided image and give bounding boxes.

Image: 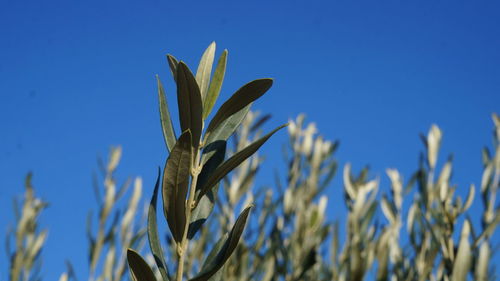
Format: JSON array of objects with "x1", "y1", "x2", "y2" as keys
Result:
[
  {"x1": 480, "y1": 163, "x2": 493, "y2": 193},
  {"x1": 462, "y1": 184, "x2": 475, "y2": 212},
  {"x1": 162, "y1": 130, "x2": 192, "y2": 243},
  {"x1": 202, "y1": 105, "x2": 250, "y2": 165},
  {"x1": 203, "y1": 50, "x2": 227, "y2": 120},
  {"x1": 360, "y1": 201, "x2": 377, "y2": 235},
  {"x1": 127, "y1": 249, "x2": 157, "y2": 281},
  {"x1": 475, "y1": 241, "x2": 490, "y2": 281},
  {"x1": 437, "y1": 161, "x2": 452, "y2": 201},
  {"x1": 381, "y1": 195, "x2": 396, "y2": 224},
  {"x1": 197, "y1": 125, "x2": 286, "y2": 202},
  {"x1": 201, "y1": 233, "x2": 228, "y2": 281},
  {"x1": 474, "y1": 211, "x2": 500, "y2": 246},
  {"x1": 451, "y1": 220, "x2": 471, "y2": 281},
  {"x1": 166, "y1": 55, "x2": 178, "y2": 82},
  {"x1": 205, "y1": 79, "x2": 273, "y2": 136},
  {"x1": 27, "y1": 229, "x2": 47, "y2": 263},
  {"x1": 157, "y1": 76, "x2": 177, "y2": 152},
  {"x1": 148, "y1": 168, "x2": 170, "y2": 281},
  {"x1": 189, "y1": 206, "x2": 253, "y2": 281},
  {"x1": 427, "y1": 124, "x2": 442, "y2": 169},
  {"x1": 196, "y1": 42, "x2": 216, "y2": 101},
  {"x1": 176, "y1": 62, "x2": 203, "y2": 150}
]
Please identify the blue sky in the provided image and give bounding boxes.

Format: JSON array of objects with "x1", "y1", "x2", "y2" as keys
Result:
[{"x1": 1, "y1": 0, "x2": 499, "y2": 279}]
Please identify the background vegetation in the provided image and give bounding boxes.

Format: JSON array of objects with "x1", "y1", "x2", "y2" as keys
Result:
[{"x1": 4, "y1": 44, "x2": 499, "y2": 281}]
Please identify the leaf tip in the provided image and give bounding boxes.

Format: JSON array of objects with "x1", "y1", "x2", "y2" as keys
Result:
[{"x1": 126, "y1": 248, "x2": 134, "y2": 257}]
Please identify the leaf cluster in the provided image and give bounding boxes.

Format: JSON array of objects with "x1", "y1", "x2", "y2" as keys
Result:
[{"x1": 127, "y1": 42, "x2": 285, "y2": 281}]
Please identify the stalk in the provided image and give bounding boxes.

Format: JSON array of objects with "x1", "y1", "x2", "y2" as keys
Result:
[{"x1": 176, "y1": 147, "x2": 202, "y2": 281}]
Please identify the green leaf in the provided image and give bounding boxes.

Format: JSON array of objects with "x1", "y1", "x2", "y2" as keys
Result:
[
  {"x1": 203, "y1": 50, "x2": 227, "y2": 120},
  {"x1": 127, "y1": 249, "x2": 157, "y2": 281},
  {"x1": 474, "y1": 211, "x2": 500, "y2": 247},
  {"x1": 177, "y1": 62, "x2": 203, "y2": 150},
  {"x1": 201, "y1": 234, "x2": 228, "y2": 281},
  {"x1": 162, "y1": 130, "x2": 192, "y2": 243},
  {"x1": 157, "y1": 76, "x2": 177, "y2": 152},
  {"x1": 188, "y1": 141, "x2": 227, "y2": 239},
  {"x1": 205, "y1": 79, "x2": 273, "y2": 136},
  {"x1": 197, "y1": 124, "x2": 286, "y2": 202},
  {"x1": 360, "y1": 200, "x2": 377, "y2": 235},
  {"x1": 166, "y1": 55, "x2": 178, "y2": 82},
  {"x1": 462, "y1": 184, "x2": 475, "y2": 212},
  {"x1": 204, "y1": 233, "x2": 229, "y2": 269},
  {"x1": 451, "y1": 220, "x2": 472, "y2": 281},
  {"x1": 189, "y1": 205, "x2": 253, "y2": 281},
  {"x1": 196, "y1": 42, "x2": 216, "y2": 101},
  {"x1": 148, "y1": 168, "x2": 170, "y2": 281},
  {"x1": 202, "y1": 105, "x2": 250, "y2": 165},
  {"x1": 475, "y1": 241, "x2": 490, "y2": 281}
]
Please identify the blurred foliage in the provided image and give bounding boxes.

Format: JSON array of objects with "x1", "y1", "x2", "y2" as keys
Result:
[
  {"x1": 6, "y1": 173, "x2": 48, "y2": 281},
  {"x1": 4, "y1": 43, "x2": 499, "y2": 281},
  {"x1": 85, "y1": 146, "x2": 147, "y2": 281}
]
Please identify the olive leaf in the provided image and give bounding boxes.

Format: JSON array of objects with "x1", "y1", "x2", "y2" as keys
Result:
[
  {"x1": 166, "y1": 54, "x2": 178, "y2": 82},
  {"x1": 205, "y1": 79, "x2": 273, "y2": 136},
  {"x1": 203, "y1": 50, "x2": 227, "y2": 120},
  {"x1": 176, "y1": 62, "x2": 203, "y2": 150},
  {"x1": 148, "y1": 168, "x2": 170, "y2": 281},
  {"x1": 197, "y1": 124, "x2": 286, "y2": 203},
  {"x1": 451, "y1": 220, "x2": 472, "y2": 281},
  {"x1": 162, "y1": 130, "x2": 192, "y2": 243},
  {"x1": 197, "y1": 233, "x2": 228, "y2": 281},
  {"x1": 189, "y1": 205, "x2": 253, "y2": 281},
  {"x1": 201, "y1": 105, "x2": 250, "y2": 166},
  {"x1": 157, "y1": 76, "x2": 177, "y2": 152},
  {"x1": 196, "y1": 42, "x2": 216, "y2": 101},
  {"x1": 127, "y1": 249, "x2": 157, "y2": 281}
]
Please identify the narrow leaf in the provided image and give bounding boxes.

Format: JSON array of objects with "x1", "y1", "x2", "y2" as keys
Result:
[
  {"x1": 157, "y1": 76, "x2": 177, "y2": 152},
  {"x1": 202, "y1": 105, "x2": 250, "y2": 165},
  {"x1": 205, "y1": 79, "x2": 273, "y2": 136},
  {"x1": 189, "y1": 205, "x2": 253, "y2": 281},
  {"x1": 203, "y1": 50, "x2": 227, "y2": 120},
  {"x1": 380, "y1": 195, "x2": 396, "y2": 223},
  {"x1": 148, "y1": 168, "x2": 170, "y2": 281},
  {"x1": 162, "y1": 130, "x2": 192, "y2": 243},
  {"x1": 475, "y1": 241, "x2": 490, "y2": 281},
  {"x1": 166, "y1": 55, "x2": 178, "y2": 82},
  {"x1": 462, "y1": 184, "x2": 475, "y2": 212},
  {"x1": 451, "y1": 220, "x2": 472, "y2": 281},
  {"x1": 196, "y1": 42, "x2": 216, "y2": 101},
  {"x1": 197, "y1": 124, "x2": 286, "y2": 202},
  {"x1": 177, "y1": 62, "x2": 203, "y2": 150},
  {"x1": 127, "y1": 249, "x2": 157, "y2": 281},
  {"x1": 202, "y1": 233, "x2": 228, "y2": 270},
  {"x1": 199, "y1": 233, "x2": 228, "y2": 281}
]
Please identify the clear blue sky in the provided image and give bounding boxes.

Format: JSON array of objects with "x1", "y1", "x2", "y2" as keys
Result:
[{"x1": 1, "y1": 0, "x2": 499, "y2": 280}]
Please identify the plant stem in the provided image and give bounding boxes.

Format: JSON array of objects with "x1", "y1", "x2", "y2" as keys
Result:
[{"x1": 176, "y1": 149, "x2": 202, "y2": 281}]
